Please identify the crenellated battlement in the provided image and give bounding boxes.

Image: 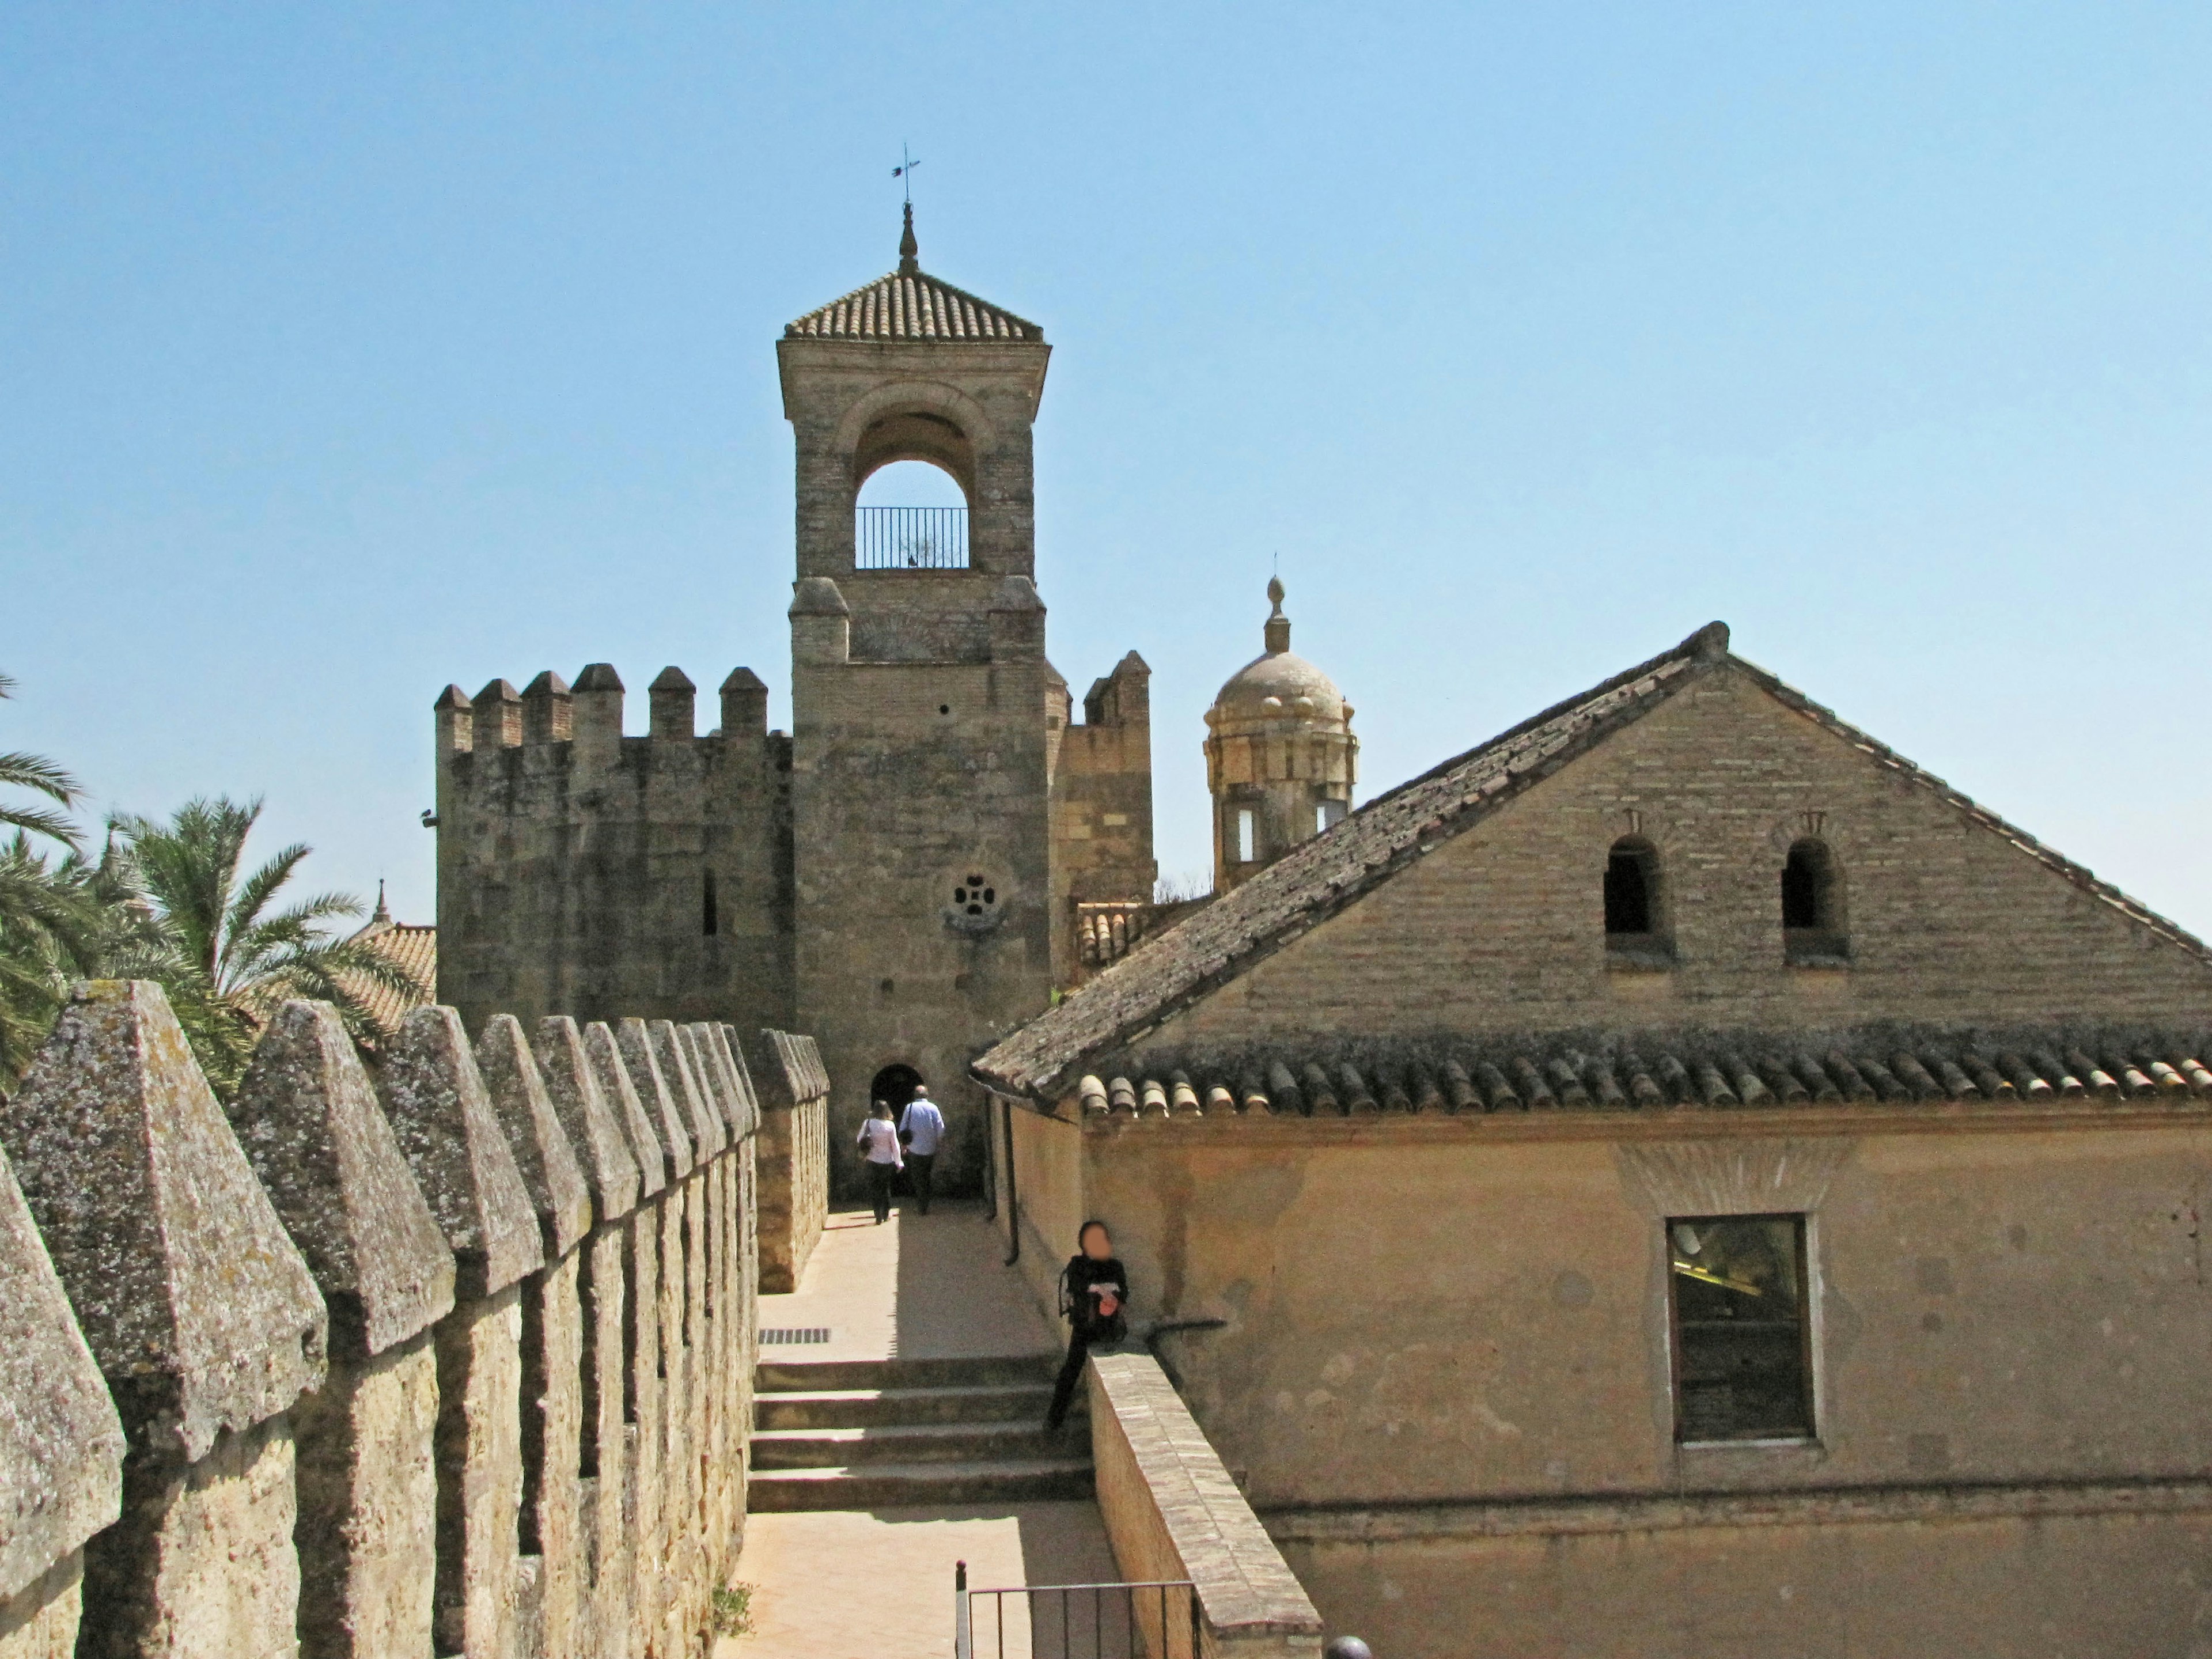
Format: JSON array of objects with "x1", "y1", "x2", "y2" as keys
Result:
[
  {"x1": 435, "y1": 662, "x2": 775, "y2": 757},
  {"x1": 433, "y1": 663, "x2": 796, "y2": 1039},
  {"x1": 0, "y1": 979, "x2": 827, "y2": 1659}
]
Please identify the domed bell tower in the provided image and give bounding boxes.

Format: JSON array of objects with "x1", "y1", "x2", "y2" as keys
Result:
[
  {"x1": 1205, "y1": 579, "x2": 1357, "y2": 892},
  {"x1": 779, "y1": 207, "x2": 1055, "y2": 1192}
]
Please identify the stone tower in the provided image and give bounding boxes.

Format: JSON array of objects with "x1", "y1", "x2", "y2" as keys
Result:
[
  {"x1": 1205, "y1": 578, "x2": 1357, "y2": 892},
  {"x1": 779, "y1": 206, "x2": 1058, "y2": 1186},
  {"x1": 431, "y1": 207, "x2": 1154, "y2": 1194}
]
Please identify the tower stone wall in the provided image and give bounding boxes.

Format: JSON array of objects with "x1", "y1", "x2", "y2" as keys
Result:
[
  {"x1": 778, "y1": 285, "x2": 1060, "y2": 1194},
  {"x1": 1050, "y1": 653, "x2": 1158, "y2": 986},
  {"x1": 434, "y1": 667, "x2": 795, "y2": 1039}
]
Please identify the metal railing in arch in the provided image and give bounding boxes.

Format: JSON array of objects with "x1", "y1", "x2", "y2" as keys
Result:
[
  {"x1": 955, "y1": 1562, "x2": 1202, "y2": 1659},
  {"x1": 856, "y1": 505, "x2": 969, "y2": 569}
]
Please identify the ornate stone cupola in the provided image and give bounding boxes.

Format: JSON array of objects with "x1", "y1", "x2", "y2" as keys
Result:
[{"x1": 1204, "y1": 578, "x2": 1357, "y2": 892}]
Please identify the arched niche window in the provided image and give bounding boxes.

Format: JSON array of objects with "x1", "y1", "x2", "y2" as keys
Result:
[
  {"x1": 1781, "y1": 838, "x2": 1849, "y2": 964},
  {"x1": 855, "y1": 456, "x2": 970, "y2": 570},
  {"x1": 1604, "y1": 838, "x2": 1672, "y2": 965}
]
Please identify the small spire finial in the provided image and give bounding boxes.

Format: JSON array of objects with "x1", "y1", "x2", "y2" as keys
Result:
[
  {"x1": 898, "y1": 201, "x2": 919, "y2": 276},
  {"x1": 372, "y1": 878, "x2": 391, "y2": 925},
  {"x1": 1264, "y1": 578, "x2": 1291, "y2": 654}
]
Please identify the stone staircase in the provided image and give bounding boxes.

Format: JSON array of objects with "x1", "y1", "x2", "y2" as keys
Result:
[{"x1": 749, "y1": 1353, "x2": 1093, "y2": 1510}]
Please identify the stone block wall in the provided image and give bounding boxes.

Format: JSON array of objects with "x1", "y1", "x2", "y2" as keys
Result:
[
  {"x1": 0, "y1": 982, "x2": 772, "y2": 1659},
  {"x1": 1050, "y1": 652, "x2": 1158, "y2": 988},
  {"x1": 434, "y1": 666, "x2": 796, "y2": 1041},
  {"x1": 1085, "y1": 1351, "x2": 1321, "y2": 1659},
  {"x1": 750, "y1": 1030, "x2": 830, "y2": 1293}
]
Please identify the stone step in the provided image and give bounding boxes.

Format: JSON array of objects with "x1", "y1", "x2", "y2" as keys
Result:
[
  {"x1": 755, "y1": 1381, "x2": 1075, "y2": 1431},
  {"x1": 756, "y1": 1353, "x2": 1059, "y2": 1394},
  {"x1": 751, "y1": 1420, "x2": 1084, "y2": 1469},
  {"x1": 745, "y1": 1457, "x2": 1095, "y2": 1512}
]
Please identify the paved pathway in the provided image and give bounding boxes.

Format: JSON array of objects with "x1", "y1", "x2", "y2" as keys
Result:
[
  {"x1": 757, "y1": 1200, "x2": 1058, "y2": 1363},
  {"x1": 724, "y1": 1203, "x2": 1110, "y2": 1659}
]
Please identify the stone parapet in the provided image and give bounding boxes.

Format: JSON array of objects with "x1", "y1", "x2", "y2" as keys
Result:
[
  {"x1": 1086, "y1": 1351, "x2": 1321, "y2": 1659},
  {"x1": 2, "y1": 980, "x2": 327, "y2": 1659},
  {"x1": 0, "y1": 982, "x2": 781, "y2": 1659},
  {"x1": 0, "y1": 1137, "x2": 123, "y2": 1659},
  {"x1": 751, "y1": 1029, "x2": 830, "y2": 1293}
]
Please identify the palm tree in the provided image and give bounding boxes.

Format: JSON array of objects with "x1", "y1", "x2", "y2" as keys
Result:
[
  {"x1": 0, "y1": 672, "x2": 83, "y2": 853},
  {"x1": 113, "y1": 796, "x2": 427, "y2": 1093},
  {"x1": 0, "y1": 673, "x2": 96, "y2": 1079}
]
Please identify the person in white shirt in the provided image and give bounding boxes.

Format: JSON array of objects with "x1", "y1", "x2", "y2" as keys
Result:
[
  {"x1": 897, "y1": 1086, "x2": 948, "y2": 1215},
  {"x1": 856, "y1": 1100, "x2": 904, "y2": 1224}
]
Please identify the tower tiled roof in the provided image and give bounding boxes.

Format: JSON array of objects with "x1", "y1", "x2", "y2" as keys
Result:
[
  {"x1": 786, "y1": 205, "x2": 1042, "y2": 342},
  {"x1": 974, "y1": 620, "x2": 2212, "y2": 1102},
  {"x1": 785, "y1": 268, "x2": 1042, "y2": 343}
]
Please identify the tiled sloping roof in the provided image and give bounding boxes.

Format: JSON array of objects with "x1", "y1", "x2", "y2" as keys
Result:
[
  {"x1": 785, "y1": 268, "x2": 1042, "y2": 342},
  {"x1": 975, "y1": 620, "x2": 2212, "y2": 1102},
  {"x1": 341, "y1": 919, "x2": 436, "y2": 1041},
  {"x1": 974, "y1": 624, "x2": 1722, "y2": 1100},
  {"x1": 1070, "y1": 1027, "x2": 2212, "y2": 1120}
]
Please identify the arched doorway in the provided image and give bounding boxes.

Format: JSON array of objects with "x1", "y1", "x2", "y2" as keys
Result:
[{"x1": 869, "y1": 1063, "x2": 924, "y2": 1111}]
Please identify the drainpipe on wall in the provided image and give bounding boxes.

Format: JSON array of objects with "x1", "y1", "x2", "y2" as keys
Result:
[{"x1": 1001, "y1": 1096, "x2": 1020, "y2": 1266}]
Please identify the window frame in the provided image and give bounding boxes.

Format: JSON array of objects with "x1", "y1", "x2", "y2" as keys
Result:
[
  {"x1": 1780, "y1": 837, "x2": 1850, "y2": 965},
  {"x1": 1665, "y1": 1210, "x2": 1819, "y2": 1447},
  {"x1": 1602, "y1": 836, "x2": 1673, "y2": 967}
]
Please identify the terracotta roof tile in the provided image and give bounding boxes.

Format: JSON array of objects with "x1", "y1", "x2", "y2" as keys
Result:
[
  {"x1": 342, "y1": 919, "x2": 436, "y2": 1043},
  {"x1": 1066, "y1": 1025, "x2": 2212, "y2": 1121},
  {"x1": 785, "y1": 268, "x2": 1043, "y2": 343}
]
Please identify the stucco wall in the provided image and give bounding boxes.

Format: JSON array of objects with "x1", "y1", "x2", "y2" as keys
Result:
[
  {"x1": 1277, "y1": 1503, "x2": 2212, "y2": 1659},
  {"x1": 1154, "y1": 669, "x2": 2212, "y2": 1046},
  {"x1": 1081, "y1": 1117, "x2": 2212, "y2": 1504},
  {"x1": 1006, "y1": 1104, "x2": 1086, "y2": 1327},
  {"x1": 1073, "y1": 1111, "x2": 2212, "y2": 1655}
]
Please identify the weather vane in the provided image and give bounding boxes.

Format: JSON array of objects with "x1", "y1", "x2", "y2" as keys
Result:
[{"x1": 892, "y1": 142, "x2": 921, "y2": 204}]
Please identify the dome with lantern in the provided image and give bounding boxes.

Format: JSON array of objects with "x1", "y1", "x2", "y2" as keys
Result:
[
  {"x1": 1206, "y1": 578, "x2": 1352, "y2": 734},
  {"x1": 1203, "y1": 578, "x2": 1358, "y2": 892}
]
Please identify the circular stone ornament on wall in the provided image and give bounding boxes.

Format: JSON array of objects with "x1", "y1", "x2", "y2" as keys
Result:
[{"x1": 943, "y1": 867, "x2": 1006, "y2": 935}]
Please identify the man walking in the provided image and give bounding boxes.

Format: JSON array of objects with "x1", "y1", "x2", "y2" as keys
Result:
[{"x1": 898, "y1": 1085, "x2": 947, "y2": 1215}]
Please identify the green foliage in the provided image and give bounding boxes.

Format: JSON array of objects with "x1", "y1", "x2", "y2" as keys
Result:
[
  {"x1": 710, "y1": 1582, "x2": 756, "y2": 1637},
  {"x1": 110, "y1": 796, "x2": 426, "y2": 1095},
  {"x1": 0, "y1": 672, "x2": 426, "y2": 1092},
  {"x1": 0, "y1": 671, "x2": 83, "y2": 854}
]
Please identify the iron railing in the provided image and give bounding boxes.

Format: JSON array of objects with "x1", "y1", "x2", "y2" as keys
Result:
[
  {"x1": 857, "y1": 505, "x2": 968, "y2": 569},
  {"x1": 955, "y1": 1562, "x2": 1200, "y2": 1659}
]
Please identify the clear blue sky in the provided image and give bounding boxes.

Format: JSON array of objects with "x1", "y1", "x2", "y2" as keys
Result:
[{"x1": 5, "y1": 5, "x2": 2209, "y2": 934}]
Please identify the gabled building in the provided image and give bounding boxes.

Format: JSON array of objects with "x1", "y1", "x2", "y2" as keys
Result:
[{"x1": 975, "y1": 619, "x2": 2212, "y2": 1659}]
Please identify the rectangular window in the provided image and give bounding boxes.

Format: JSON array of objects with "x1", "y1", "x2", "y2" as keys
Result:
[
  {"x1": 1317, "y1": 798, "x2": 1346, "y2": 832},
  {"x1": 1236, "y1": 808, "x2": 1256, "y2": 864},
  {"x1": 1668, "y1": 1214, "x2": 1813, "y2": 1443}
]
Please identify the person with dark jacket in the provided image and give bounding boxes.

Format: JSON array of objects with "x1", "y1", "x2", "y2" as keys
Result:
[{"x1": 1046, "y1": 1219, "x2": 1128, "y2": 1430}]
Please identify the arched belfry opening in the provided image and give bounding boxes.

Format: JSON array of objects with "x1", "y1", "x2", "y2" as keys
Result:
[{"x1": 856, "y1": 456, "x2": 971, "y2": 570}]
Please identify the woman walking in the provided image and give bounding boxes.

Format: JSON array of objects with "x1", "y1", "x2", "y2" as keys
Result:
[
  {"x1": 1046, "y1": 1220, "x2": 1128, "y2": 1431},
  {"x1": 856, "y1": 1099, "x2": 904, "y2": 1224}
]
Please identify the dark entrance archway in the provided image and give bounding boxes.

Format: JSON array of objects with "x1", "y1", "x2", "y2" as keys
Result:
[{"x1": 869, "y1": 1063, "x2": 924, "y2": 1111}]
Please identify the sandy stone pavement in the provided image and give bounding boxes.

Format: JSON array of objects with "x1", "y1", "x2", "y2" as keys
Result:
[{"x1": 722, "y1": 1500, "x2": 1119, "y2": 1659}]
